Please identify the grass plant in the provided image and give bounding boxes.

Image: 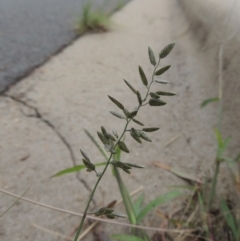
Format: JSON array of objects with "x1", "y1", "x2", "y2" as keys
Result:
[
  {"x1": 75, "y1": 2, "x2": 113, "y2": 34},
  {"x1": 53, "y1": 42, "x2": 177, "y2": 241}
]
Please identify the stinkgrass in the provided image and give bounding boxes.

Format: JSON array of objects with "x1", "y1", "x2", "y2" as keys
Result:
[{"x1": 53, "y1": 42, "x2": 177, "y2": 240}]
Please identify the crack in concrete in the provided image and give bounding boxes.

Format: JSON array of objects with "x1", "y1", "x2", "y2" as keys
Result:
[{"x1": 2, "y1": 93, "x2": 96, "y2": 205}]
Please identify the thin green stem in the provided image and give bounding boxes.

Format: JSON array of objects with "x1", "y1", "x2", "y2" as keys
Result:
[
  {"x1": 73, "y1": 155, "x2": 112, "y2": 241},
  {"x1": 0, "y1": 188, "x2": 29, "y2": 217}
]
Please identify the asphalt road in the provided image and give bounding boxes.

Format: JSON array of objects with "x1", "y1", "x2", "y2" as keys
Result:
[{"x1": 0, "y1": 0, "x2": 129, "y2": 92}]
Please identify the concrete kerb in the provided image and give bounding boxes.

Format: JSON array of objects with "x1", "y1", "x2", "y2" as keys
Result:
[{"x1": 179, "y1": 0, "x2": 240, "y2": 160}]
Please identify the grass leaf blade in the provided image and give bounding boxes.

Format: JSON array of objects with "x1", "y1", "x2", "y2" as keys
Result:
[
  {"x1": 220, "y1": 199, "x2": 239, "y2": 240},
  {"x1": 114, "y1": 167, "x2": 137, "y2": 224},
  {"x1": 51, "y1": 162, "x2": 106, "y2": 178},
  {"x1": 201, "y1": 97, "x2": 219, "y2": 108},
  {"x1": 133, "y1": 194, "x2": 144, "y2": 217},
  {"x1": 137, "y1": 190, "x2": 183, "y2": 223},
  {"x1": 112, "y1": 234, "x2": 145, "y2": 241}
]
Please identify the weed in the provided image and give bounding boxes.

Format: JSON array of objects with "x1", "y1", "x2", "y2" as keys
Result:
[
  {"x1": 75, "y1": 2, "x2": 112, "y2": 34},
  {"x1": 53, "y1": 42, "x2": 177, "y2": 240}
]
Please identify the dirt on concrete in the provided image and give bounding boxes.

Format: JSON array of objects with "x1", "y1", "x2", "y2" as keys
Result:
[{"x1": 0, "y1": 0, "x2": 239, "y2": 240}]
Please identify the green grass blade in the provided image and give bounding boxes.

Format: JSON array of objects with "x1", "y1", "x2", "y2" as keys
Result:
[
  {"x1": 113, "y1": 143, "x2": 137, "y2": 226},
  {"x1": 114, "y1": 167, "x2": 137, "y2": 225},
  {"x1": 133, "y1": 194, "x2": 144, "y2": 217},
  {"x1": 220, "y1": 199, "x2": 239, "y2": 240},
  {"x1": 137, "y1": 190, "x2": 183, "y2": 223},
  {"x1": 122, "y1": 183, "x2": 137, "y2": 224},
  {"x1": 84, "y1": 129, "x2": 108, "y2": 160},
  {"x1": 201, "y1": 97, "x2": 218, "y2": 108},
  {"x1": 112, "y1": 234, "x2": 145, "y2": 241},
  {"x1": 51, "y1": 162, "x2": 106, "y2": 178}
]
